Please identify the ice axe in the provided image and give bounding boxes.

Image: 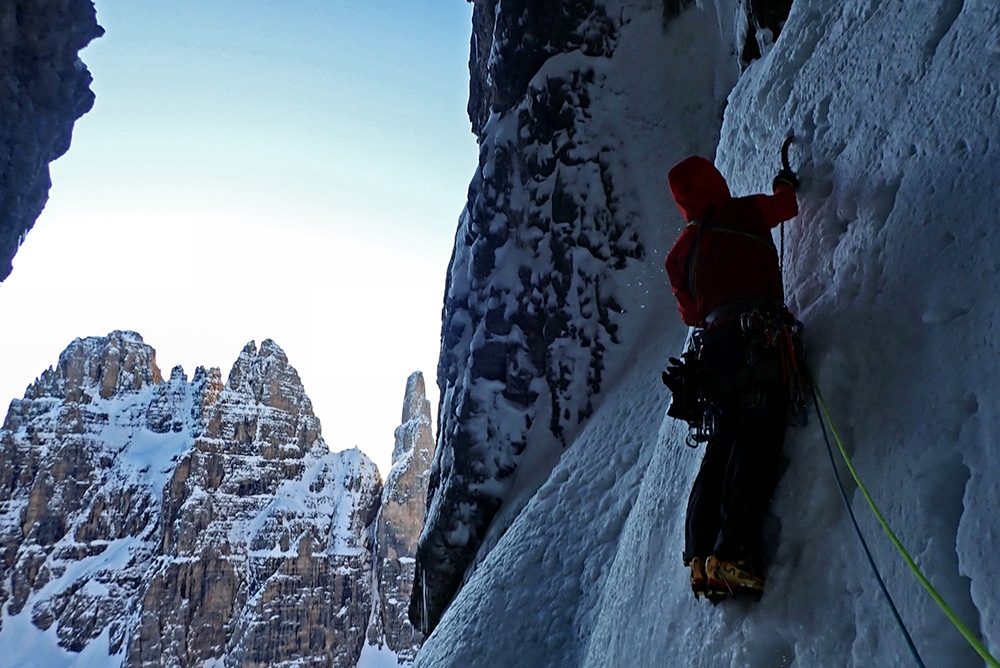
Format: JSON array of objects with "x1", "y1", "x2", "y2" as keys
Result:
[
  {"x1": 780, "y1": 135, "x2": 794, "y2": 172},
  {"x1": 777, "y1": 135, "x2": 796, "y2": 279}
]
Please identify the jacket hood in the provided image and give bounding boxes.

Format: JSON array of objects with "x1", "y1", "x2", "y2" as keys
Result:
[{"x1": 668, "y1": 156, "x2": 732, "y2": 222}]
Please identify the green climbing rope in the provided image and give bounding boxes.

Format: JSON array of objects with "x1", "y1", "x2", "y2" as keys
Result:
[{"x1": 811, "y1": 377, "x2": 1000, "y2": 668}]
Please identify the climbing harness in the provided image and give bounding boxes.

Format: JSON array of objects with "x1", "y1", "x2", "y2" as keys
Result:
[
  {"x1": 738, "y1": 307, "x2": 809, "y2": 423},
  {"x1": 810, "y1": 374, "x2": 1000, "y2": 668},
  {"x1": 663, "y1": 306, "x2": 807, "y2": 447}
]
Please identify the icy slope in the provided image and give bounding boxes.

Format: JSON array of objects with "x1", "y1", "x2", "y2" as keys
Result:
[
  {"x1": 415, "y1": 332, "x2": 682, "y2": 668},
  {"x1": 414, "y1": 0, "x2": 999, "y2": 666},
  {"x1": 711, "y1": 0, "x2": 1000, "y2": 662}
]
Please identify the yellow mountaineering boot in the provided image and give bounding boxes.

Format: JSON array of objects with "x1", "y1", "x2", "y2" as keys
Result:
[
  {"x1": 705, "y1": 556, "x2": 764, "y2": 601},
  {"x1": 688, "y1": 557, "x2": 709, "y2": 599}
]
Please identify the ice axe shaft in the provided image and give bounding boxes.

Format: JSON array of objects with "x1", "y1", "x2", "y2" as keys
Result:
[{"x1": 781, "y1": 136, "x2": 794, "y2": 171}]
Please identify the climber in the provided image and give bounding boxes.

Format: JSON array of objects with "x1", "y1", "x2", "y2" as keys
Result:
[{"x1": 662, "y1": 151, "x2": 801, "y2": 602}]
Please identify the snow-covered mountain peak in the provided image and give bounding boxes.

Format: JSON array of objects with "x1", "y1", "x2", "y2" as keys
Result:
[
  {"x1": 223, "y1": 338, "x2": 315, "y2": 417},
  {"x1": 22, "y1": 330, "x2": 163, "y2": 404},
  {"x1": 0, "y1": 335, "x2": 434, "y2": 667}
]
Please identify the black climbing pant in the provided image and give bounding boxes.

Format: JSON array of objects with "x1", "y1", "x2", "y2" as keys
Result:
[{"x1": 682, "y1": 318, "x2": 791, "y2": 571}]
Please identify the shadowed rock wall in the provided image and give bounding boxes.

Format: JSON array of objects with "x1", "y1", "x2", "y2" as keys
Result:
[{"x1": 0, "y1": 0, "x2": 103, "y2": 281}]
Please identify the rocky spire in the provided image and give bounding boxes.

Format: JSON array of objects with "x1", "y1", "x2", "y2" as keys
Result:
[
  {"x1": 368, "y1": 372, "x2": 435, "y2": 661},
  {"x1": 146, "y1": 366, "x2": 189, "y2": 434},
  {"x1": 393, "y1": 371, "x2": 433, "y2": 466},
  {"x1": 225, "y1": 339, "x2": 314, "y2": 417},
  {"x1": 195, "y1": 339, "x2": 319, "y2": 461}
]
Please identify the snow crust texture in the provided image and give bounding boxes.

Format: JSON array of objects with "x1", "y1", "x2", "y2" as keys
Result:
[
  {"x1": 414, "y1": 0, "x2": 1000, "y2": 666},
  {"x1": 0, "y1": 0, "x2": 103, "y2": 281},
  {"x1": 0, "y1": 333, "x2": 431, "y2": 667}
]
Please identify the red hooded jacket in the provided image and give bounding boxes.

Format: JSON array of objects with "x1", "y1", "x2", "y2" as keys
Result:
[{"x1": 665, "y1": 156, "x2": 798, "y2": 327}]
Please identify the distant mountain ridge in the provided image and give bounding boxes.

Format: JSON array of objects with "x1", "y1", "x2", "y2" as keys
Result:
[{"x1": 0, "y1": 331, "x2": 430, "y2": 667}]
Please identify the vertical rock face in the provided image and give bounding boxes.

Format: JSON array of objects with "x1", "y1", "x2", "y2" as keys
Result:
[
  {"x1": 0, "y1": 332, "x2": 387, "y2": 667},
  {"x1": 367, "y1": 372, "x2": 434, "y2": 661},
  {"x1": 0, "y1": 332, "x2": 177, "y2": 655},
  {"x1": 413, "y1": 0, "x2": 651, "y2": 632},
  {"x1": 0, "y1": 0, "x2": 104, "y2": 281}
]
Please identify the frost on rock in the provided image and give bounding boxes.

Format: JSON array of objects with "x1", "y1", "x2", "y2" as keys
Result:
[
  {"x1": 412, "y1": 0, "x2": 650, "y2": 634},
  {"x1": 0, "y1": 0, "x2": 104, "y2": 281}
]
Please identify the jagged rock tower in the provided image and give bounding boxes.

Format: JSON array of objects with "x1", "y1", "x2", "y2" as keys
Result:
[{"x1": 367, "y1": 372, "x2": 435, "y2": 662}]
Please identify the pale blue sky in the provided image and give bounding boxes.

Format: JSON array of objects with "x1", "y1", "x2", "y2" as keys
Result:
[{"x1": 0, "y1": 1, "x2": 478, "y2": 474}]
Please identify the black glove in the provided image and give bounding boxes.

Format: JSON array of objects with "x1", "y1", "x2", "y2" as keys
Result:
[
  {"x1": 662, "y1": 353, "x2": 703, "y2": 423},
  {"x1": 662, "y1": 357, "x2": 683, "y2": 388},
  {"x1": 773, "y1": 169, "x2": 800, "y2": 192}
]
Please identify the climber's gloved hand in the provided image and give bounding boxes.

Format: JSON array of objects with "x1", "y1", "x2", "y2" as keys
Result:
[{"x1": 773, "y1": 169, "x2": 800, "y2": 192}]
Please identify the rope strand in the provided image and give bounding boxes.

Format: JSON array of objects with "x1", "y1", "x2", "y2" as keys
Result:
[
  {"x1": 809, "y1": 382, "x2": 926, "y2": 667},
  {"x1": 810, "y1": 372, "x2": 1000, "y2": 668}
]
